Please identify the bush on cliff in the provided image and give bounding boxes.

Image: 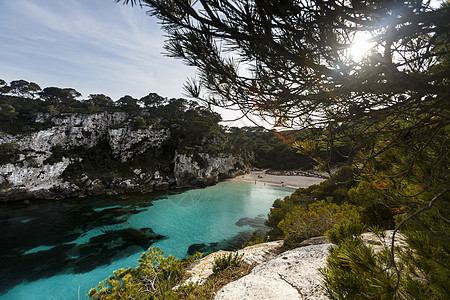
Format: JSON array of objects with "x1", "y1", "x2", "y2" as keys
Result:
[
  {"x1": 88, "y1": 247, "x2": 201, "y2": 299},
  {"x1": 265, "y1": 166, "x2": 364, "y2": 241},
  {"x1": 279, "y1": 200, "x2": 362, "y2": 247}
]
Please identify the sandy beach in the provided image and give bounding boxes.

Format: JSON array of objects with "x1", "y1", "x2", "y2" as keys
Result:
[{"x1": 227, "y1": 169, "x2": 326, "y2": 189}]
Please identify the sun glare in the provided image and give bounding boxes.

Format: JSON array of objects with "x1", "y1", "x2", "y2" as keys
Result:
[{"x1": 350, "y1": 31, "x2": 376, "y2": 61}]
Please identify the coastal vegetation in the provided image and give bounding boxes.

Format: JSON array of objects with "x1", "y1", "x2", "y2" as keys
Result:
[{"x1": 87, "y1": 247, "x2": 249, "y2": 299}]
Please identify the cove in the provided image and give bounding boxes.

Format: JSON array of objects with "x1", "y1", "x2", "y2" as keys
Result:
[{"x1": 0, "y1": 181, "x2": 294, "y2": 300}]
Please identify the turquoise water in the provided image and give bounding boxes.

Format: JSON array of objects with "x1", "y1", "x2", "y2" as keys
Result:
[{"x1": 0, "y1": 181, "x2": 293, "y2": 299}]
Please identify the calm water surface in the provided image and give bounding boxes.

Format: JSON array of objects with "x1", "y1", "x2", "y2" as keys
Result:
[{"x1": 0, "y1": 181, "x2": 294, "y2": 299}]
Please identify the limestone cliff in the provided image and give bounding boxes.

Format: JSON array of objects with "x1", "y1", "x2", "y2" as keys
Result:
[
  {"x1": 0, "y1": 112, "x2": 248, "y2": 202},
  {"x1": 174, "y1": 153, "x2": 247, "y2": 187}
]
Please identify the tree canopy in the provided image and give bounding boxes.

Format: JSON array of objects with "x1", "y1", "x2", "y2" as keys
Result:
[
  {"x1": 117, "y1": 0, "x2": 449, "y2": 189},
  {"x1": 119, "y1": 1, "x2": 448, "y2": 126}
]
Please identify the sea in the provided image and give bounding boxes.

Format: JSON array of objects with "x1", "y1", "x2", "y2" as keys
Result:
[{"x1": 0, "y1": 181, "x2": 294, "y2": 299}]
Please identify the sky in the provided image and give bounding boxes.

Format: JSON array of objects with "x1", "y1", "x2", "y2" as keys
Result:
[
  {"x1": 0, "y1": 0, "x2": 197, "y2": 101},
  {"x1": 0, "y1": 0, "x2": 262, "y2": 126}
]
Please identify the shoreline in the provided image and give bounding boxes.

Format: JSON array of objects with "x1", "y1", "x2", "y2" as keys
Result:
[{"x1": 226, "y1": 169, "x2": 326, "y2": 189}]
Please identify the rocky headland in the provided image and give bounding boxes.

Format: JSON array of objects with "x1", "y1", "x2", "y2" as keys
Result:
[{"x1": 0, "y1": 111, "x2": 248, "y2": 202}]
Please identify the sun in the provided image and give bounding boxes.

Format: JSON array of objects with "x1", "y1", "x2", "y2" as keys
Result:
[{"x1": 349, "y1": 31, "x2": 376, "y2": 61}]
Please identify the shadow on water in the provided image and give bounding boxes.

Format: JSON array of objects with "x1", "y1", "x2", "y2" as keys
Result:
[
  {"x1": 186, "y1": 214, "x2": 269, "y2": 256},
  {"x1": 235, "y1": 214, "x2": 270, "y2": 234},
  {"x1": 187, "y1": 231, "x2": 253, "y2": 256},
  {"x1": 0, "y1": 194, "x2": 166, "y2": 295}
]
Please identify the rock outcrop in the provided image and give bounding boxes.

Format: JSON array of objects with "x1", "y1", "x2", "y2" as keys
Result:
[
  {"x1": 215, "y1": 243, "x2": 331, "y2": 300},
  {"x1": 174, "y1": 153, "x2": 247, "y2": 187},
  {"x1": 182, "y1": 241, "x2": 284, "y2": 286},
  {"x1": 180, "y1": 232, "x2": 406, "y2": 300},
  {"x1": 0, "y1": 112, "x2": 248, "y2": 201}
]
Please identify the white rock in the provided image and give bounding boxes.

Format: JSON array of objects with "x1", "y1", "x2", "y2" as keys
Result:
[
  {"x1": 182, "y1": 241, "x2": 283, "y2": 286},
  {"x1": 107, "y1": 126, "x2": 169, "y2": 162},
  {"x1": 215, "y1": 243, "x2": 331, "y2": 300},
  {"x1": 215, "y1": 274, "x2": 301, "y2": 300},
  {"x1": 0, "y1": 158, "x2": 71, "y2": 191},
  {"x1": 174, "y1": 152, "x2": 247, "y2": 186}
]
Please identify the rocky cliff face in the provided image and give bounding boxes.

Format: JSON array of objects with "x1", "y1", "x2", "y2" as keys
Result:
[
  {"x1": 174, "y1": 153, "x2": 247, "y2": 187},
  {"x1": 0, "y1": 112, "x2": 248, "y2": 202}
]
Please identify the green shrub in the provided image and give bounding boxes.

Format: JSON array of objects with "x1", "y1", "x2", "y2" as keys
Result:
[
  {"x1": 0, "y1": 142, "x2": 20, "y2": 149},
  {"x1": 0, "y1": 142, "x2": 21, "y2": 165},
  {"x1": 265, "y1": 197, "x2": 298, "y2": 239},
  {"x1": 348, "y1": 180, "x2": 396, "y2": 229},
  {"x1": 88, "y1": 247, "x2": 201, "y2": 299},
  {"x1": 326, "y1": 221, "x2": 365, "y2": 245},
  {"x1": 278, "y1": 200, "x2": 362, "y2": 246},
  {"x1": 242, "y1": 230, "x2": 265, "y2": 247},
  {"x1": 266, "y1": 166, "x2": 358, "y2": 241},
  {"x1": 177, "y1": 262, "x2": 253, "y2": 300},
  {"x1": 361, "y1": 203, "x2": 395, "y2": 229},
  {"x1": 133, "y1": 116, "x2": 147, "y2": 129},
  {"x1": 212, "y1": 252, "x2": 243, "y2": 274},
  {"x1": 320, "y1": 236, "x2": 399, "y2": 299},
  {"x1": 321, "y1": 203, "x2": 450, "y2": 300}
]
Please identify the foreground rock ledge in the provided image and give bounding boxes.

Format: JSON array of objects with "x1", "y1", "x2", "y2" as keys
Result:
[
  {"x1": 179, "y1": 238, "x2": 331, "y2": 299},
  {"x1": 181, "y1": 231, "x2": 406, "y2": 300},
  {"x1": 215, "y1": 243, "x2": 331, "y2": 300},
  {"x1": 182, "y1": 240, "x2": 284, "y2": 286}
]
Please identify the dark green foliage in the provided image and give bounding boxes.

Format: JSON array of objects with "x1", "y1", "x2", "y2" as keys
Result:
[
  {"x1": 0, "y1": 142, "x2": 21, "y2": 166},
  {"x1": 396, "y1": 198, "x2": 450, "y2": 299},
  {"x1": 326, "y1": 221, "x2": 365, "y2": 245},
  {"x1": 242, "y1": 230, "x2": 265, "y2": 247},
  {"x1": 278, "y1": 200, "x2": 362, "y2": 248},
  {"x1": 321, "y1": 236, "x2": 399, "y2": 299},
  {"x1": 88, "y1": 247, "x2": 201, "y2": 299},
  {"x1": 310, "y1": 165, "x2": 357, "y2": 204},
  {"x1": 322, "y1": 211, "x2": 450, "y2": 300},
  {"x1": 361, "y1": 203, "x2": 395, "y2": 230},
  {"x1": 40, "y1": 87, "x2": 81, "y2": 107},
  {"x1": 133, "y1": 115, "x2": 147, "y2": 129},
  {"x1": 86, "y1": 94, "x2": 114, "y2": 111},
  {"x1": 116, "y1": 95, "x2": 138, "y2": 112},
  {"x1": 265, "y1": 165, "x2": 357, "y2": 240},
  {"x1": 226, "y1": 126, "x2": 339, "y2": 170},
  {"x1": 265, "y1": 197, "x2": 298, "y2": 239},
  {"x1": 212, "y1": 252, "x2": 243, "y2": 274},
  {"x1": 61, "y1": 141, "x2": 128, "y2": 182},
  {"x1": 140, "y1": 92, "x2": 165, "y2": 107},
  {"x1": 0, "y1": 94, "x2": 63, "y2": 133}
]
